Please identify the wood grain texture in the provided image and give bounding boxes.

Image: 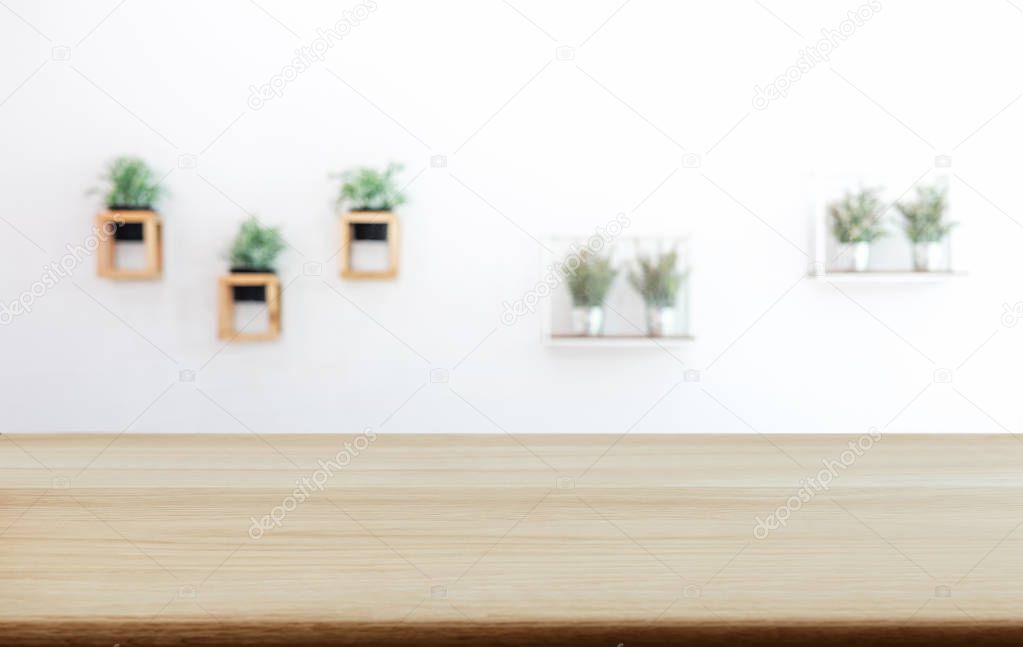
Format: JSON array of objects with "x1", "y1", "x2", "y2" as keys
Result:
[{"x1": 2, "y1": 434, "x2": 1023, "y2": 645}]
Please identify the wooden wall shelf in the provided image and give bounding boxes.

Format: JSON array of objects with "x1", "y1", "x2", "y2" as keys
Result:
[
  {"x1": 340, "y1": 211, "x2": 400, "y2": 279},
  {"x1": 217, "y1": 273, "x2": 281, "y2": 342},
  {"x1": 96, "y1": 210, "x2": 163, "y2": 280}
]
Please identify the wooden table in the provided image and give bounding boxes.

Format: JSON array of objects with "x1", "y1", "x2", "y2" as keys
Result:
[{"x1": 2, "y1": 433, "x2": 1023, "y2": 645}]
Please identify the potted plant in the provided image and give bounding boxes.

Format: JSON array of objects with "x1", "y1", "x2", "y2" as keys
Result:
[
  {"x1": 896, "y1": 183, "x2": 954, "y2": 272},
  {"x1": 91, "y1": 156, "x2": 165, "y2": 240},
  {"x1": 628, "y1": 249, "x2": 688, "y2": 337},
  {"x1": 335, "y1": 163, "x2": 406, "y2": 240},
  {"x1": 829, "y1": 188, "x2": 886, "y2": 271},
  {"x1": 228, "y1": 218, "x2": 285, "y2": 301},
  {"x1": 562, "y1": 248, "x2": 617, "y2": 336}
]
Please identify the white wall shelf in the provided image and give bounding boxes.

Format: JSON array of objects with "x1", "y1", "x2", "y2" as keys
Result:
[
  {"x1": 548, "y1": 334, "x2": 695, "y2": 349},
  {"x1": 810, "y1": 171, "x2": 963, "y2": 281},
  {"x1": 812, "y1": 270, "x2": 968, "y2": 284},
  {"x1": 540, "y1": 235, "x2": 694, "y2": 347}
]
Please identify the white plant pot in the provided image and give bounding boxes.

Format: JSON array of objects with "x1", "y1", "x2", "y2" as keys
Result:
[
  {"x1": 571, "y1": 306, "x2": 604, "y2": 336},
  {"x1": 851, "y1": 242, "x2": 870, "y2": 272},
  {"x1": 913, "y1": 241, "x2": 942, "y2": 272},
  {"x1": 646, "y1": 306, "x2": 676, "y2": 337}
]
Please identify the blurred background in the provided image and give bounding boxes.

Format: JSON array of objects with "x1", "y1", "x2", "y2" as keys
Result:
[{"x1": 1, "y1": 0, "x2": 1020, "y2": 434}]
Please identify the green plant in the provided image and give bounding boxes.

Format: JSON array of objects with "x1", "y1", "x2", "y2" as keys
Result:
[
  {"x1": 829, "y1": 188, "x2": 886, "y2": 243},
  {"x1": 628, "y1": 249, "x2": 687, "y2": 308},
  {"x1": 229, "y1": 218, "x2": 286, "y2": 270},
  {"x1": 335, "y1": 163, "x2": 406, "y2": 211},
  {"x1": 563, "y1": 249, "x2": 617, "y2": 308},
  {"x1": 896, "y1": 183, "x2": 954, "y2": 243},
  {"x1": 96, "y1": 156, "x2": 165, "y2": 209}
]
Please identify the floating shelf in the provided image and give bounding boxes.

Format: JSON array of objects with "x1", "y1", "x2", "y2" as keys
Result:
[
  {"x1": 340, "y1": 211, "x2": 400, "y2": 279},
  {"x1": 812, "y1": 270, "x2": 968, "y2": 284},
  {"x1": 217, "y1": 273, "x2": 281, "y2": 342},
  {"x1": 541, "y1": 235, "x2": 695, "y2": 345},
  {"x1": 809, "y1": 171, "x2": 964, "y2": 281},
  {"x1": 96, "y1": 210, "x2": 162, "y2": 280},
  {"x1": 548, "y1": 334, "x2": 695, "y2": 348}
]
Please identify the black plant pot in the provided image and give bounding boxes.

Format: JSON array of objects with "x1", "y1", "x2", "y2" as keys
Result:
[
  {"x1": 231, "y1": 268, "x2": 273, "y2": 302},
  {"x1": 352, "y1": 222, "x2": 389, "y2": 241},
  {"x1": 108, "y1": 206, "x2": 150, "y2": 241},
  {"x1": 113, "y1": 222, "x2": 144, "y2": 241}
]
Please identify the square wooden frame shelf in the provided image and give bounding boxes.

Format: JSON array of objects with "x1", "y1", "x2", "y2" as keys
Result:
[
  {"x1": 217, "y1": 273, "x2": 281, "y2": 342},
  {"x1": 339, "y1": 211, "x2": 400, "y2": 279},
  {"x1": 96, "y1": 210, "x2": 163, "y2": 280}
]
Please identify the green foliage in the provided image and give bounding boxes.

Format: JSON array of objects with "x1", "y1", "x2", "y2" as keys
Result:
[
  {"x1": 628, "y1": 249, "x2": 687, "y2": 308},
  {"x1": 229, "y1": 218, "x2": 286, "y2": 270},
  {"x1": 335, "y1": 163, "x2": 406, "y2": 211},
  {"x1": 98, "y1": 156, "x2": 164, "y2": 209},
  {"x1": 563, "y1": 248, "x2": 618, "y2": 308},
  {"x1": 829, "y1": 188, "x2": 886, "y2": 243},
  {"x1": 896, "y1": 183, "x2": 955, "y2": 243}
]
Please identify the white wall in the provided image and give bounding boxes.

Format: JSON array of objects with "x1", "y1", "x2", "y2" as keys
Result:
[{"x1": 2, "y1": 0, "x2": 1022, "y2": 435}]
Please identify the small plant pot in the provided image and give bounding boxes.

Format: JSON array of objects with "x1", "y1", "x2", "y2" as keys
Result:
[
  {"x1": 571, "y1": 306, "x2": 604, "y2": 336},
  {"x1": 108, "y1": 206, "x2": 151, "y2": 241},
  {"x1": 352, "y1": 222, "x2": 389, "y2": 241},
  {"x1": 851, "y1": 241, "x2": 870, "y2": 272},
  {"x1": 231, "y1": 268, "x2": 273, "y2": 301},
  {"x1": 113, "y1": 222, "x2": 145, "y2": 241},
  {"x1": 645, "y1": 306, "x2": 676, "y2": 337},
  {"x1": 913, "y1": 242, "x2": 942, "y2": 272}
]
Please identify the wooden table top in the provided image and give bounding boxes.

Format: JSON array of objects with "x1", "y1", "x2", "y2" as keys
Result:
[{"x1": 3, "y1": 433, "x2": 1023, "y2": 645}]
